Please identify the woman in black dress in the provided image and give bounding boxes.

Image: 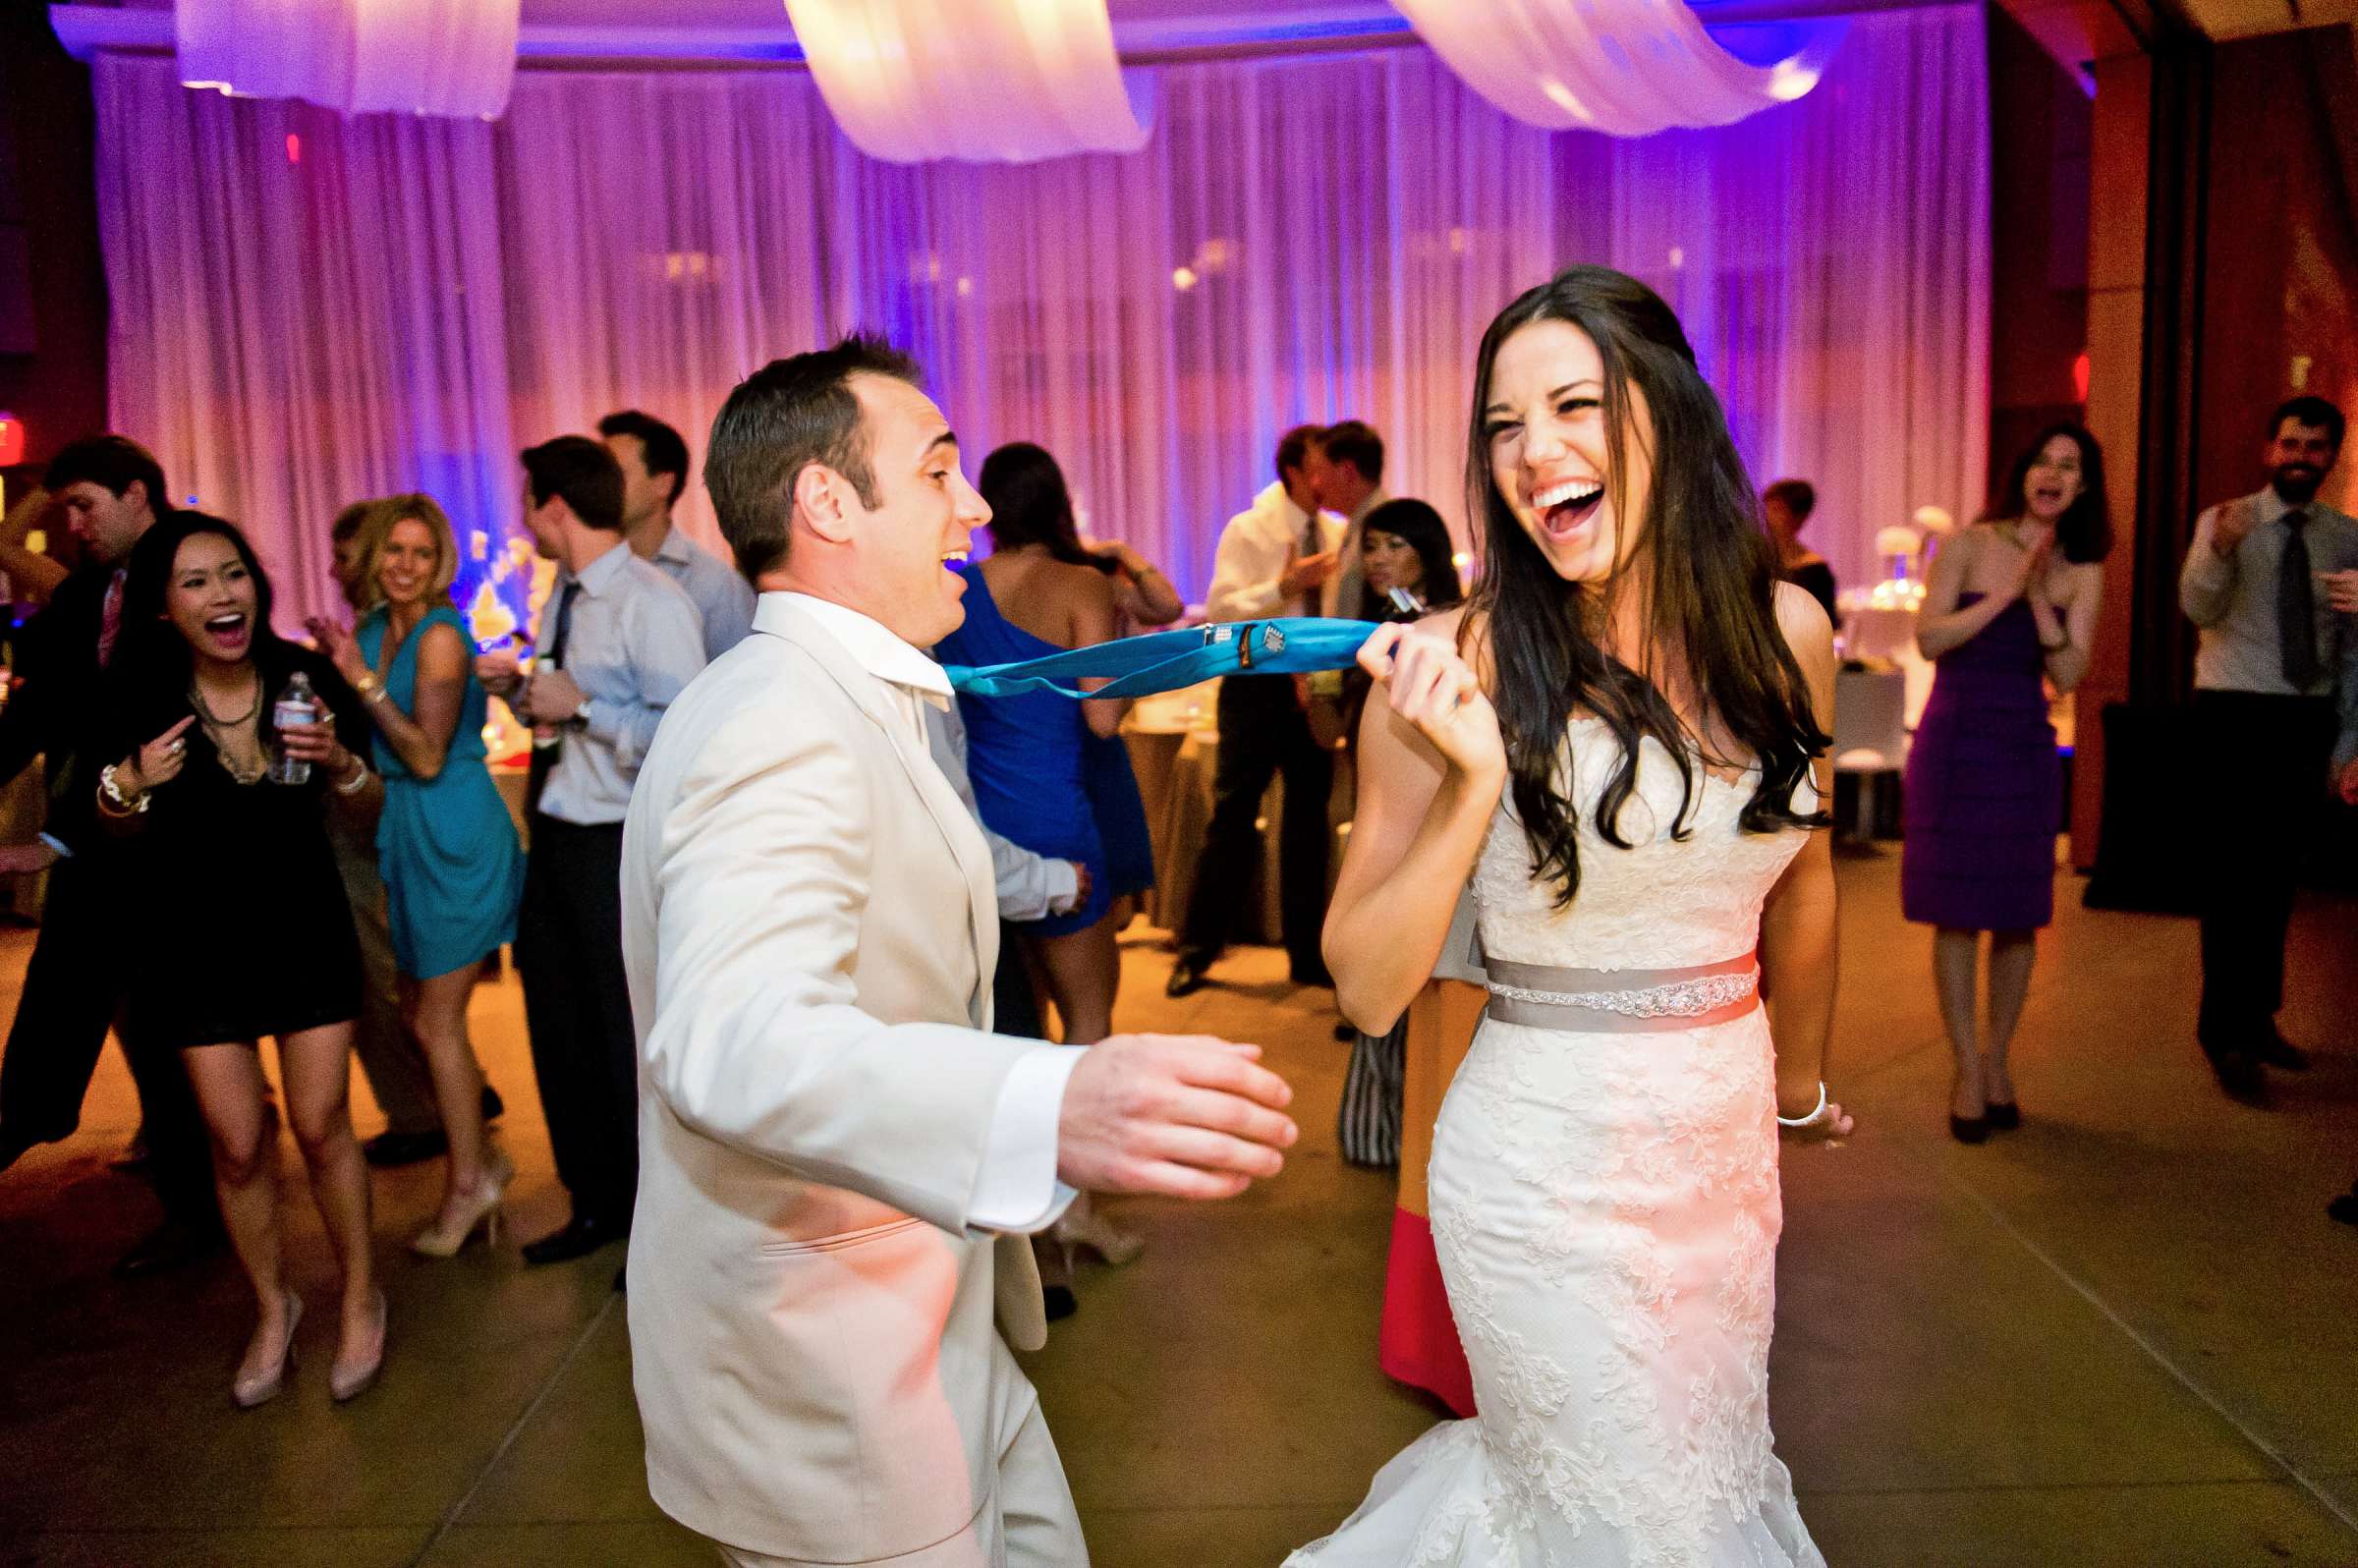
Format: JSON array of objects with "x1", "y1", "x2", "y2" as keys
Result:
[
  {"x1": 1335, "y1": 499, "x2": 1464, "y2": 1166},
  {"x1": 1764, "y1": 478, "x2": 1837, "y2": 623},
  {"x1": 93, "y1": 513, "x2": 385, "y2": 1407}
]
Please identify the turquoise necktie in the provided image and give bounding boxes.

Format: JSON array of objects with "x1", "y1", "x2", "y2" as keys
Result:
[{"x1": 944, "y1": 617, "x2": 1375, "y2": 700}]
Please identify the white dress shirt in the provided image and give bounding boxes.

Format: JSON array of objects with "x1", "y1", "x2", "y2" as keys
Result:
[
  {"x1": 779, "y1": 593, "x2": 1080, "y2": 1232},
  {"x1": 1204, "y1": 480, "x2": 1350, "y2": 623},
  {"x1": 2181, "y1": 488, "x2": 2358, "y2": 772},
  {"x1": 926, "y1": 701, "x2": 1085, "y2": 923}
]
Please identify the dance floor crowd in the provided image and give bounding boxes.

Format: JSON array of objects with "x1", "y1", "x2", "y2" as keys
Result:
[{"x1": 0, "y1": 266, "x2": 2352, "y2": 1564}]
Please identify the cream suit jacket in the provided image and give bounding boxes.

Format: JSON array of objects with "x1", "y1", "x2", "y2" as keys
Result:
[{"x1": 622, "y1": 593, "x2": 1051, "y2": 1562}]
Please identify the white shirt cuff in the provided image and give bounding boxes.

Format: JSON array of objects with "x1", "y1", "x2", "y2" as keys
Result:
[
  {"x1": 1043, "y1": 858, "x2": 1082, "y2": 916},
  {"x1": 968, "y1": 1044, "x2": 1085, "y2": 1234}
]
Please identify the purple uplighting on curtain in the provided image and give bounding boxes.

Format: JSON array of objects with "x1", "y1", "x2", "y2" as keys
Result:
[{"x1": 93, "y1": 10, "x2": 1987, "y2": 632}]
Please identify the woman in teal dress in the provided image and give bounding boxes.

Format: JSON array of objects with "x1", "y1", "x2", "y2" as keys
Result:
[{"x1": 310, "y1": 494, "x2": 525, "y2": 1259}]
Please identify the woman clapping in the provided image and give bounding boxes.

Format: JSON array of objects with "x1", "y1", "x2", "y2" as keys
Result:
[{"x1": 309, "y1": 497, "x2": 525, "y2": 1256}]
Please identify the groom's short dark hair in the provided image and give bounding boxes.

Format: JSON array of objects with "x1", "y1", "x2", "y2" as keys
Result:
[{"x1": 706, "y1": 335, "x2": 923, "y2": 584}]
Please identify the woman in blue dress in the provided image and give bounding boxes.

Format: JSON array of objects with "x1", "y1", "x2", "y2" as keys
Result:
[
  {"x1": 939, "y1": 444, "x2": 1149, "y2": 1298},
  {"x1": 310, "y1": 494, "x2": 526, "y2": 1258},
  {"x1": 936, "y1": 444, "x2": 1127, "y2": 1043}
]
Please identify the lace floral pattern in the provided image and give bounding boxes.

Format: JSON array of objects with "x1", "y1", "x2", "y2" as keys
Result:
[{"x1": 1289, "y1": 720, "x2": 1824, "y2": 1568}]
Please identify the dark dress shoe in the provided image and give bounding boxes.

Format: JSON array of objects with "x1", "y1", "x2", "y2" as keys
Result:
[
  {"x1": 522, "y1": 1213, "x2": 629, "y2": 1266},
  {"x1": 1165, "y1": 954, "x2": 1213, "y2": 998},
  {"x1": 1948, "y1": 1114, "x2": 1989, "y2": 1146},
  {"x1": 1984, "y1": 1101, "x2": 2021, "y2": 1132},
  {"x1": 1041, "y1": 1285, "x2": 1079, "y2": 1321},
  {"x1": 481, "y1": 1085, "x2": 506, "y2": 1120},
  {"x1": 2255, "y1": 1035, "x2": 2310, "y2": 1071},
  {"x1": 113, "y1": 1217, "x2": 226, "y2": 1278},
  {"x1": 2329, "y1": 1191, "x2": 2358, "y2": 1228},
  {"x1": 2207, "y1": 1048, "x2": 2268, "y2": 1105},
  {"x1": 1290, "y1": 958, "x2": 1335, "y2": 989},
  {"x1": 364, "y1": 1129, "x2": 449, "y2": 1168}
]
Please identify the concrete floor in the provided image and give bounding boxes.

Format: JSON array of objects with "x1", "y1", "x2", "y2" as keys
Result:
[{"x1": 1, "y1": 854, "x2": 2355, "y2": 1567}]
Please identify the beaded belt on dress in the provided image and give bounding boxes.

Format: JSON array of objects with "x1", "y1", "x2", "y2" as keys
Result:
[{"x1": 1484, "y1": 954, "x2": 1761, "y2": 1033}]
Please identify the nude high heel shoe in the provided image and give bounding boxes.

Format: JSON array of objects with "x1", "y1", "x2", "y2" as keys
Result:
[
  {"x1": 232, "y1": 1295, "x2": 303, "y2": 1409},
  {"x1": 329, "y1": 1290, "x2": 387, "y2": 1404},
  {"x1": 411, "y1": 1151, "x2": 514, "y2": 1259}
]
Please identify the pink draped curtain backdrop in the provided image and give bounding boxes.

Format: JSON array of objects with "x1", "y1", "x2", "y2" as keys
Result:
[{"x1": 92, "y1": 12, "x2": 1989, "y2": 629}]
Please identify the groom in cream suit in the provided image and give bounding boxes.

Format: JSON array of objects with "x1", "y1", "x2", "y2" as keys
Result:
[{"x1": 621, "y1": 337, "x2": 1300, "y2": 1567}]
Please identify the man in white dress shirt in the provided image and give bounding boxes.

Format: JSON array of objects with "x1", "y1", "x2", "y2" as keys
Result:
[
  {"x1": 619, "y1": 336, "x2": 1299, "y2": 1567},
  {"x1": 601, "y1": 408, "x2": 758, "y2": 660},
  {"x1": 1166, "y1": 425, "x2": 1347, "y2": 997},
  {"x1": 2177, "y1": 395, "x2": 2358, "y2": 1101}
]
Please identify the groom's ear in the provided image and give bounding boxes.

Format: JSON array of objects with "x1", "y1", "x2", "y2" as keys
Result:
[{"x1": 795, "y1": 464, "x2": 857, "y2": 546}]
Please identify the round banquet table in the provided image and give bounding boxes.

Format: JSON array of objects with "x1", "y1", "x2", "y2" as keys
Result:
[{"x1": 1121, "y1": 679, "x2": 1352, "y2": 944}]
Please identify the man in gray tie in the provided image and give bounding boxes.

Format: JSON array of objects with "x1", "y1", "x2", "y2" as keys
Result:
[
  {"x1": 1167, "y1": 425, "x2": 1345, "y2": 997},
  {"x1": 1308, "y1": 420, "x2": 1390, "y2": 620},
  {"x1": 477, "y1": 436, "x2": 706, "y2": 1265},
  {"x1": 2178, "y1": 395, "x2": 2358, "y2": 1102}
]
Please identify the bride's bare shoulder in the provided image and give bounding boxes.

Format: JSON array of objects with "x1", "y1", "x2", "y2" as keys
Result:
[{"x1": 1424, "y1": 601, "x2": 1498, "y2": 688}]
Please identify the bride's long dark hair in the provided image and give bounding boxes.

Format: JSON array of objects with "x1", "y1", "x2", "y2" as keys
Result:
[{"x1": 1467, "y1": 266, "x2": 1827, "y2": 907}]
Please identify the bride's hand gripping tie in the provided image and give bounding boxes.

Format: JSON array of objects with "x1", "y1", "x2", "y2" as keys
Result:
[{"x1": 1357, "y1": 622, "x2": 1505, "y2": 780}]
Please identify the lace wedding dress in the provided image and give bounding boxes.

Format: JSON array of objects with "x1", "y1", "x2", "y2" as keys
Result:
[{"x1": 1290, "y1": 719, "x2": 1825, "y2": 1567}]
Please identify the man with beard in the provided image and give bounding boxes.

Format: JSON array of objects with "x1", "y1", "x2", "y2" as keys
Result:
[{"x1": 2179, "y1": 396, "x2": 2358, "y2": 1101}]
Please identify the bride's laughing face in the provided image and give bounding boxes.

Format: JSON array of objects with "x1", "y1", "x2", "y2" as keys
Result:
[{"x1": 1483, "y1": 318, "x2": 1654, "y2": 587}]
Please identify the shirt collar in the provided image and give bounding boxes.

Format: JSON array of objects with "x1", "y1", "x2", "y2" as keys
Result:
[
  {"x1": 1349, "y1": 488, "x2": 1390, "y2": 528},
  {"x1": 770, "y1": 591, "x2": 952, "y2": 707},
  {"x1": 652, "y1": 525, "x2": 694, "y2": 565},
  {"x1": 575, "y1": 539, "x2": 635, "y2": 595},
  {"x1": 1260, "y1": 480, "x2": 1318, "y2": 534}
]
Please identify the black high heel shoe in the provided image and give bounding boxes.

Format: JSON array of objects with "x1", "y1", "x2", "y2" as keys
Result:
[
  {"x1": 1949, "y1": 1113, "x2": 1990, "y2": 1145},
  {"x1": 1984, "y1": 1100, "x2": 2021, "y2": 1132}
]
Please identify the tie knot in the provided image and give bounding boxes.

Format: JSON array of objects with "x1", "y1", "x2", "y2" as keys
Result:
[{"x1": 2283, "y1": 508, "x2": 2310, "y2": 532}]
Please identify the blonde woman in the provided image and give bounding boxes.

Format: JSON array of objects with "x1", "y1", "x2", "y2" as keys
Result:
[{"x1": 309, "y1": 496, "x2": 525, "y2": 1256}]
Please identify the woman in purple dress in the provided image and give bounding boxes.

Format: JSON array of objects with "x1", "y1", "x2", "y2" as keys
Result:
[{"x1": 1904, "y1": 424, "x2": 2108, "y2": 1141}]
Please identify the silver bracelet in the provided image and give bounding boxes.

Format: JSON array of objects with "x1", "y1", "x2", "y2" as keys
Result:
[
  {"x1": 1776, "y1": 1082, "x2": 1828, "y2": 1127},
  {"x1": 97, "y1": 762, "x2": 150, "y2": 815},
  {"x1": 333, "y1": 757, "x2": 371, "y2": 796}
]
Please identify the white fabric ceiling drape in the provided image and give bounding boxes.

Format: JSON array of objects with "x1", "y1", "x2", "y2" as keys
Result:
[
  {"x1": 95, "y1": 11, "x2": 1989, "y2": 629},
  {"x1": 175, "y1": 0, "x2": 519, "y2": 118},
  {"x1": 782, "y1": 0, "x2": 1151, "y2": 162},
  {"x1": 1395, "y1": 0, "x2": 1846, "y2": 137}
]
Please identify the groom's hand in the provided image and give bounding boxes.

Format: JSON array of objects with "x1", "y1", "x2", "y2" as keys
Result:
[{"x1": 1056, "y1": 1035, "x2": 1297, "y2": 1201}]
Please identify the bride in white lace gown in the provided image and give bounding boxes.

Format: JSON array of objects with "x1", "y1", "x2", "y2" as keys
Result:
[{"x1": 1296, "y1": 266, "x2": 1850, "y2": 1567}]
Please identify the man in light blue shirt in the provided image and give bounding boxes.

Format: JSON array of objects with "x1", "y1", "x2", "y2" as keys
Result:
[
  {"x1": 601, "y1": 410, "x2": 755, "y2": 660},
  {"x1": 477, "y1": 434, "x2": 705, "y2": 1269}
]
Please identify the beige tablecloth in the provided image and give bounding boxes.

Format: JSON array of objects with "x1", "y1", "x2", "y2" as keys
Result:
[{"x1": 1124, "y1": 700, "x2": 1353, "y2": 945}]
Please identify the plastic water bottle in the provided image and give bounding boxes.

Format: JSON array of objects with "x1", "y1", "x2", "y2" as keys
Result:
[{"x1": 268, "y1": 671, "x2": 318, "y2": 785}]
